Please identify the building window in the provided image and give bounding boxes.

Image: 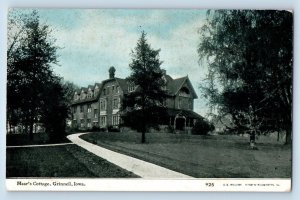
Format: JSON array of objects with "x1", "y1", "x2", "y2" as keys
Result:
[
  {"x1": 80, "y1": 119, "x2": 84, "y2": 128},
  {"x1": 103, "y1": 88, "x2": 106, "y2": 95},
  {"x1": 178, "y1": 98, "x2": 182, "y2": 109},
  {"x1": 87, "y1": 104, "x2": 92, "y2": 113},
  {"x1": 74, "y1": 93, "x2": 78, "y2": 100},
  {"x1": 87, "y1": 119, "x2": 91, "y2": 128},
  {"x1": 94, "y1": 88, "x2": 99, "y2": 96},
  {"x1": 112, "y1": 115, "x2": 120, "y2": 126},
  {"x1": 113, "y1": 98, "x2": 119, "y2": 109},
  {"x1": 100, "y1": 116, "x2": 106, "y2": 127},
  {"x1": 179, "y1": 87, "x2": 190, "y2": 97},
  {"x1": 87, "y1": 90, "x2": 91, "y2": 98},
  {"x1": 94, "y1": 109, "x2": 98, "y2": 118},
  {"x1": 80, "y1": 105, "x2": 84, "y2": 113},
  {"x1": 81, "y1": 92, "x2": 86, "y2": 99},
  {"x1": 100, "y1": 99, "x2": 106, "y2": 110},
  {"x1": 112, "y1": 85, "x2": 115, "y2": 93},
  {"x1": 128, "y1": 83, "x2": 135, "y2": 92},
  {"x1": 116, "y1": 86, "x2": 120, "y2": 93}
]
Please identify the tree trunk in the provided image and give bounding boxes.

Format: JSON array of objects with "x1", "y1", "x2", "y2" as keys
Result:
[
  {"x1": 29, "y1": 117, "x2": 34, "y2": 141},
  {"x1": 141, "y1": 131, "x2": 146, "y2": 143},
  {"x1": 285, "y1": 128, "x2": 292, "y2": 144}
]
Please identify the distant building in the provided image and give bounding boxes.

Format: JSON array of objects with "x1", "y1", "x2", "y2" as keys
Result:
[{"x1": 70, "y1": 67, "x2": 202, "y2": 132}]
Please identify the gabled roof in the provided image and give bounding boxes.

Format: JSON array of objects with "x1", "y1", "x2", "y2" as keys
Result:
[
  {"x1": 87, "y1": 85, "x2": 94, "y2": 90},
  {"x1": 165, "y1": 75, "x2": 198, "y2": 99},
  {"x1": 115, "y1": 78, "x2": 129, "y2": 93},
  {"x1": 81, "y1": 87, "x2": 87, "y2": 93},
  {"x1": 71, "y1": 69, "x2": 198, "y2": 105},
  {"x1": 75, "y1": 89, "x2": 81, "y2": 94},
  {"x1": 168, "y1": 76, "x2": 186, "y2": 95},
  {"x1": 71, "y1": 78, "x2": 127, "y2": 105},
  {"x1": 95, "y1": 82, "x2": 101, "y2": 88}
]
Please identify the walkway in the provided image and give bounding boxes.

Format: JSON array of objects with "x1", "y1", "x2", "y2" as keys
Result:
[
  {"x1": 6, "y1": 142, "x2": 74, "y2": 148},
  {"x1": 67, "y1": 133, "x2": 194, "y2": 179}
]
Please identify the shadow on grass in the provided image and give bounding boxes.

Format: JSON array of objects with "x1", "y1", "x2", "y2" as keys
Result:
[
  {"x1": 6, "y1": 132, "x2": 70, "y2": 146},
  {"x1": 6, "y1": 144, "x2": 139, "y2": 178}
]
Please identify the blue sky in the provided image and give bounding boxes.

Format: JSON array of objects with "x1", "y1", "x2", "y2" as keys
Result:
[{"x1": 10, "y1": 8, "x2": 210, "y2": 116}]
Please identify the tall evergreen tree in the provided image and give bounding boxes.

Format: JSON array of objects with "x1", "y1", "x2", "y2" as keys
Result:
[{"x1": 122, "y1": 31, "x2": 167, "y2": 143}]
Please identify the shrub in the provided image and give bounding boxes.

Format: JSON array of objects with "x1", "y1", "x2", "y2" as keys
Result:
[
  {"x1": 107, "y1": 125, "x2": 120, "y2": 132},
  {"x1": 192, "y1": 118, "x2": 215, "y2": 135},
  {"x1": 91, "y1": 126, "x2": 100, "y2": 132}
]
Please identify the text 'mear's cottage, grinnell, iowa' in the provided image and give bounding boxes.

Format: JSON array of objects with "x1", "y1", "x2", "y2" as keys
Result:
[{"x1": 70, "y1": 67, "x2": 202, "y2": 133}]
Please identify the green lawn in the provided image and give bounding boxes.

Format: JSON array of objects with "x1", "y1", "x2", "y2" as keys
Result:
[
  {"x1": 6, "y1": 144, "x2": 138, "y2": 178},
  {"x1": 80, "y1": 132, "x2": 291, "y2": 178}
]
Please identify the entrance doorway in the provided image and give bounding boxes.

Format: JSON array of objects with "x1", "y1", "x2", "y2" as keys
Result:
[{"x1": 175, "y1": 117, "x2": 185, "y2": 130}]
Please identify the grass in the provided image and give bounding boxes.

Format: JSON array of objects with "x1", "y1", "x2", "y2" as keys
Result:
[
  {"x1": 6, "y1": 144, "x2": 138, "y2": 178},
  {"x1": 80, "y1": 132, "x2": 291, "y2": 178}
]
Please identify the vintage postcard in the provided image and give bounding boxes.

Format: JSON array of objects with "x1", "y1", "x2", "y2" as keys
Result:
[{"x1": 6, "y1": 8, "x2": 292, "y2": 191}]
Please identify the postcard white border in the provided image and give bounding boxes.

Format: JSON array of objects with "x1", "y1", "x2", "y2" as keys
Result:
[
  {"x1": 6, "y1": 178, "x2": 291, "y2": 192},
  {"x1": 1, "y1": 0, "x2": 299, "y2": 199}
]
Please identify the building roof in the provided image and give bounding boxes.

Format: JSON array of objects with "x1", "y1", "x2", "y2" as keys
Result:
[
  {"x1": 166, "y1": 108, "x2": 203, "y2": 119},
  {"x1": 87, "y1": 85, "x2": 94, "y2": 90},
  {"x1": 168, "y1": 76, "x2": 187, "y2": 95},
  {"x1": 115, "y1": 78, "x2": 129, "y2": 93},
  {"x1": 71, "y1": 96, "x2": 99, "y2": 105},
  {"x1": 165, "y1": 76, "x2": 198, "y2": 98},
  {"x1": 71, "y1": 69, "x2": 198, "y2": 105},
  {"x1": 71, "y1": 83, "x2": 103, "y2": 105}
]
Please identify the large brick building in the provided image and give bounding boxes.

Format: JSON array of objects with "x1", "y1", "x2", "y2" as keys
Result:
[{"x1": 71, "y1": 67, "x2": 202, "y2": 132}]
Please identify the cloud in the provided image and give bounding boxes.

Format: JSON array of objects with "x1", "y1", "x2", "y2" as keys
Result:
[{"x1": 40, "y1": 9, "x2": 210, "y2": 115}]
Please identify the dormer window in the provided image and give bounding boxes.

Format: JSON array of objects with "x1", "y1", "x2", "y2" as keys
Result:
[
  {"x1": 74, "y1": 92, "x2": 79, "y2": 101},
  {"x1": 80, "y1": 91, "x2": 86, "y2": 100},
  {"x1": 94, "y1": 88, "x2": 99, "y2": 96},
  {"x1": 128, "y1": 83, "x2": 135, "y2": 92},
  {"x1": 87, "y1": 90, "x2": 93, "y2": 98}
]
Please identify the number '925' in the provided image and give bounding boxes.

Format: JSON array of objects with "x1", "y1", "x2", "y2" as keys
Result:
[{"x1": 206, "y1": 183, "x2": 214, "y2": 187}]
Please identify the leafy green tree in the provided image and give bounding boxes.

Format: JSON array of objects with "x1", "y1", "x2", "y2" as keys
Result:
[
  {"x1": 121, "y1": 31, "x2": 167, "y2": 143},
  {"x1": 7, "y1": 10, "x2": 68, "y2": 141},
  {"x1": 40, "y1": 78, "x2": 68, "y2": 142},
  {"x1": 198, "y1": 10, "x2": 292, "y2": 144}
]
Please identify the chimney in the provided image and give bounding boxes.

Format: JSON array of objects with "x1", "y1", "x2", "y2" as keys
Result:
[{"x1": 109, "y1": 66, "x2": 116, "y2": 79}]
